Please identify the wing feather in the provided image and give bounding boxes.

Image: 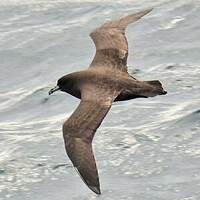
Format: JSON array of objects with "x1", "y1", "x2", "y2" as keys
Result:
[
  {"x1": 63, "y1": 87, "x2": 119, "y2": 194},
  {"x1": 89, "y1": 9, "x2": 152, "y2": 72}
]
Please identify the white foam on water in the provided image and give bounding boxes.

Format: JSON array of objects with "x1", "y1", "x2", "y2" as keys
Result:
[
  {"x1": 161, "y1": 17, "x2": 185, "y2": 30},
  {"x1": 1, "y1": 0, "x2": 200, "y2": 199}
]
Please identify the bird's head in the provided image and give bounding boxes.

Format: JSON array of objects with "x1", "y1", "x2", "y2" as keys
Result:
[{"x1": 49, "y1": 76, "x2": 69, "y2": 95}]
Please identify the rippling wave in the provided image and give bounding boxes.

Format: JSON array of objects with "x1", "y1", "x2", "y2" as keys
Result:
[{"x1": 0, "y1": 0, "x2": 200, "y2": 199}]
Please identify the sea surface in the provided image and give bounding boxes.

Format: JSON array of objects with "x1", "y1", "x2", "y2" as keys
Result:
[{"x1": 0, "y1": 0, "x2": 200, "y2": 199}]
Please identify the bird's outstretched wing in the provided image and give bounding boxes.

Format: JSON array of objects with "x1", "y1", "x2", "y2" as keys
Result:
[
  {"x1": 63, "y1": 86, "x2": 119, "y2": 194},
  {"x1": 89, "y1": 9, "x2": 152, "y2": 73}
]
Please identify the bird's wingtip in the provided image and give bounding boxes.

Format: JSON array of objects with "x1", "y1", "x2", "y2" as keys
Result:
[
  {"x1": 89, "y1": 185, "x2": 101, "y2": 195},
  {"x1": 74, "y1": 167, "x2": 101, "y2": 195},
  {"x1": 147, "y1": 7, "x2": 154, "y2": 12},
  {"x1": 140, "y1": 7, "x2": 153, "y2": 16}
]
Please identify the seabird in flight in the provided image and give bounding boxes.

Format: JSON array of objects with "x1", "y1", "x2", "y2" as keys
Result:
[{"x1": 49, "y1": 8, "x2": 167, "y2": 195}]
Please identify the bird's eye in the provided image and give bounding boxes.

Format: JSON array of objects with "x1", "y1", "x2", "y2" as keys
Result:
[{"x1": 57, "y1": 78, "x2": 63, "y2": 86}]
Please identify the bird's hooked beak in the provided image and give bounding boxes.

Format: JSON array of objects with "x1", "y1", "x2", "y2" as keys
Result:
[{"x1": 49, "y1": 85, "x2": 60, "y2": 95}]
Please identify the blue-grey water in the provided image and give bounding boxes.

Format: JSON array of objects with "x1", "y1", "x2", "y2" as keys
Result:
[{"x1": 0, "y1": 0, "x2": 200, "y2": 199}]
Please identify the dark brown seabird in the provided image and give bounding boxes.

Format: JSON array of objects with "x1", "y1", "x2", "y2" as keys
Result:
[{"x1": 49, "y1": 9, "x2": 167, "y2": 195}]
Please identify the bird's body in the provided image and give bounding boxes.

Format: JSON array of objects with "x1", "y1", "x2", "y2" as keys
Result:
[
  {"x1": 57, "y1": 68, "x2": 166, "y2": 102},
  {"x1": 49, "y1": 8, "x2": 167, "y2": 195}
]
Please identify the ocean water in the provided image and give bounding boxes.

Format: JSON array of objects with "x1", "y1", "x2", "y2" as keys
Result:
[{"x1": 0, "y1": 0, "x2": 200, "y2": 199}]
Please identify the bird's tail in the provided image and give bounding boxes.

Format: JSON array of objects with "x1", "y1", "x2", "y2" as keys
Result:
[{"x1": 145, "y1": 80, "x2": 167, "y2": 95}]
